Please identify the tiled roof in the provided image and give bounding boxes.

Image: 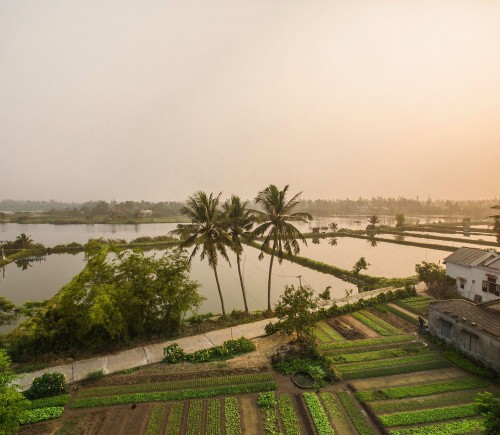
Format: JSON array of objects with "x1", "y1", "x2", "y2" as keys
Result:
[
  {"x1": 443, "y1": 247, "x2": 495, "y2": 267},
  {"x1": 430, "y1": 299, "x2": 500, "y2": 339}
]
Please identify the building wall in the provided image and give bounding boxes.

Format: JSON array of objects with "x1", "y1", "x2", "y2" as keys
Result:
[
  {"x1": 428, "y1": 307, "x2": 500, "y2": 374},
  {"x1": 446, "y1": 262, "x2": 499, "y2": 303}
]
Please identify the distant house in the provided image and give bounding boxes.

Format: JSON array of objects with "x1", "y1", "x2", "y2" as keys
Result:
[
  {"x1": 443, "y1": 247, "x2": 500, "y2": 303},
  {"x1": 140, "y1": 209, "x2": 153, "y2": 216},
  {"x1": 428, "y1": 299, "x2": 500, "y2": 374}
]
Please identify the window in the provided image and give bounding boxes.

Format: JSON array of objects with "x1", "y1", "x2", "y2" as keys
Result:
[
  {"x1": 462, "y1": 330, "x2": 478, "y2": 353},
  {"x1": 440, "y1": 319, "x2": 452, "y2": 339}
]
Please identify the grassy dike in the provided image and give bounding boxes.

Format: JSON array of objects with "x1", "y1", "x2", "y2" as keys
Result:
[
  {"x1": 303, "y1": 231, "x2": 458, "y2": 252},
  {"x1": 248, "y1": 241, "x2": 418, "y2": 290}
]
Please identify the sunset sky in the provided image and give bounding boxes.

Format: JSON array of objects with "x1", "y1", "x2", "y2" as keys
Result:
[{"x1": 1, "y1": 0, "x2": 499, "y2": 202}]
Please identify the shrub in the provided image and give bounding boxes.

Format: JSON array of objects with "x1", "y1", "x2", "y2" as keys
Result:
[
  {"x1": 162, "y1": 337, "x2": 256, "y2": 364},
  {"x1": 84, "y1": 369, "x2": 104, "y2": 381},
  {"x1": 25, "y1": 372, "x2": 67, "y2": 400}
]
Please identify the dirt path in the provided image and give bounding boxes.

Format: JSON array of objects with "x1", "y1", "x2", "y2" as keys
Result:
[{"x1": 240, "y1": 396, "x2": 263, "y2": 435}]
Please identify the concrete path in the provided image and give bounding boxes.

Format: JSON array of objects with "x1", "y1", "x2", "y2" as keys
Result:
[{"x1": 17, "y1": 318, "x2": 276, "y2": 390}]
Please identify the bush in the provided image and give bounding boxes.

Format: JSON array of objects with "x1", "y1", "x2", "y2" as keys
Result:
[
  {"x1": 85, "y1": 369, "x2": 104, "y2": 382},
  {"x1": 162, "y1": 344, "x2": 186, "y2": 363},
  {"x1": 162, "y1": 337, "x2": 255, "y2": 364},
  {"x1": 25, "y1": 372, "x2": 67, "y2": 400}
]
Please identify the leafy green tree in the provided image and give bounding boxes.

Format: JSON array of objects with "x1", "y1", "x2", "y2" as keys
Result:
[
  {"x1": 475, "y1": 392, "x2": 500, "y2": 435},
  {"x1": 415, "y1": 261, "x2": 457, "y2": 299},
  {"x1": 14, "y1": 233, "x2": 33, "y2": 249},
  {"x1": 273, "y1": 284, "x2": 318, "y2": 344},
  {"x1": 222, "y1": 195, "x2": 254, "y2": 313},
  {"x1": 395, "y1": 213, "x2": 406, "y2": 227},
  {"x1": 252, "y1": 185, "x2": 312, "y2": 311},
  {"x1": 0, "y1": 349, "x2": 28, "y2": 435},
  {"x1": 8, "y1": 241, "x2": 202, "y2": 357},
  {"x1": 173, "y1": 191, "x2": 232, "y2": 316}
]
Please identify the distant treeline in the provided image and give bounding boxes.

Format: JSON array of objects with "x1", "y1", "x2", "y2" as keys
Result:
[
  {"x1": 296, "y1": 197, "x2": 499, "y2": 218},
  {"x1": 1, "y1": 197, "x2": 498, "y2": 218}
]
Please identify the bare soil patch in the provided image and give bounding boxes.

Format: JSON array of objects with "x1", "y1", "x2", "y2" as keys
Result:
[
  {"x1": 240, "y1": 396, "x2": 264, "y2": 435},
  {"x1": 326, "y1": 315, "x2": 378, "y2": 340}
]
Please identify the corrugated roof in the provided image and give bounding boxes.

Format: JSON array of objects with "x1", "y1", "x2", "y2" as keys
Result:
[
  {"x1": 430, "y1": 299, "x2": 500, "y2": 339},
  {"x1": 444, "y1": 247, "x2": 494, "y2": 267}
]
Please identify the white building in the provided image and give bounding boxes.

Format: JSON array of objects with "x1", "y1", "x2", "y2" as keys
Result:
[{"x1": 444, "y1": 247, "x2": 500, "y2": 303}]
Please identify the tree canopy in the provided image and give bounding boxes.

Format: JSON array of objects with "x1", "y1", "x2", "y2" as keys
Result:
[
  {"x1": 7, "y1": 240, "x2": 203, "y2": 359},
  {"x1": 0, "y1": 349, "x2": 28, "y2": 435}
]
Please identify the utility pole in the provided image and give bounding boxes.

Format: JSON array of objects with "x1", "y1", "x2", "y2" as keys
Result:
[{"x1": 297, "y1": 275, "x2": 302, "y2": 289}]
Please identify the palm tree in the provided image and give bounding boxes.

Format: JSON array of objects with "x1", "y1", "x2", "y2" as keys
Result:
[
  {"x1": 222, "y1": 195, "x2": 254, "y2": 313},
  {"x1": 367, "y1": 215, "x2": 379, "y2": 226},
  {"x1": 252, "y1": 185, "x2": 312, "y2": 311},
  {"x1": 328, "y1": 222, "x2": 338, "y2": 232},
  {"x1": 171, "y1": 192, "x2": 232, "y2": 316},
  {"x1": 15, "y1": 233, "x2": 33, "y2": 249}
]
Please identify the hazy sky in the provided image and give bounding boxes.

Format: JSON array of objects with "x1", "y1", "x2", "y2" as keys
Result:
[{"x1": 1, "y1": 0, "x2": 499, "y2": 202}]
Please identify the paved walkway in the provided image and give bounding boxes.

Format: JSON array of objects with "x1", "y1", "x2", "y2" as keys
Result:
[{"x1": 17, "y1": 318, "x2": 276, "y2": 390}]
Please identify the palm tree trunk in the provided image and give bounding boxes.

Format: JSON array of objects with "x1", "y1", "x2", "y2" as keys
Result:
[
  {"x1": 236, "y1": 254, "x2": 249, "y2": 313},
  {"x1": 267, "y1": 251, "x2": 275, "y2": 312},
  {"x1": 213, "y1": 266, "x2": 226, "y2": 317}
]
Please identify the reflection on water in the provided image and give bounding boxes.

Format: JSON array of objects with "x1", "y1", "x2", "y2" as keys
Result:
[
  {"x1": 298, "y1": 237, "x2": 449, "y2": 278},
  {"x1": 0, "y1": 215, "x2": 466, "y2": 247},
  {"x1": 0, "y1": 245, "x2": 357, "y2": 332}
]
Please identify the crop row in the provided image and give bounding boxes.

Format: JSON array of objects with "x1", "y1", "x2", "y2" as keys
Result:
[
  {"x1": 339, "y1": 359, "x2": 450, "y2": 380},
  {"x1": 186, "y1": 400, "x2": 202, "y2": 435},
  {"x1": 358, "y1": 310, "x2": 402, "y2": 334},
  {"x1": 225, "y1": 397, "x2": 242, "y2": 435},
  {"x1": 336, "y1": 391, "x2": 375, "y2": 435},
  {"x1": 379, "y1": 403, "x2": 478, "y2": 427},
  {"x1": 71, "y1": 380, "x2": 277, "y2": 408},
  {"x1": 388, "y1": 418, "x2": 485, "y2": 435},
  {"x1": 77, "y1": 372, "x2": 273, "y2": 398},
  {"x1": 356, "y1": 377, "x2": 487, "y2": 401},
  {"x1": 330, "y1": 343, "x2": 428, "y2": 363},
  {"x1": 369, "y1": 390, "x2": 478, "y2": 414},
  {"x1": 320, "y1": 392, "x2": 343, "y2": 421},
  {"x1": 27, "y1": 394, "x2": 70, "y2": 409},
  {"x1": 303, "y1": 393, "x2": 334, "y2": 435},
  {"x1": 319, "y1": 334, "x2": 414, "y2": 351},
  {"x1": 145, "y1": 404, "x2": 167, "y2": 435},
  {"x1": 278, "y1": 394, "x2": 301, "y2": 435},
  {"x1": 258, "y1": 392, "x2": 280, "y2": 435},
  {"x1": 335, "y1": 352, "x2": 442, "y2": 373},
  {"x1": 351, "y1": 312, "x2": 393, "y2": 336},
  {"x1": 375, "y1": 305, "x2": 418, "y2": 326},
  {"x1": 206, "y1": 399, "x2": 222, "y2": 435},
  {"x1": 20, "y1": 407, "x2": 64, "y2": 425},
  {"x1": 165, "y1": 403, "x2": 184, "y2": 435},
  {"x1": 316, "y1": 322, "x2": 345, "y2": 341}
]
